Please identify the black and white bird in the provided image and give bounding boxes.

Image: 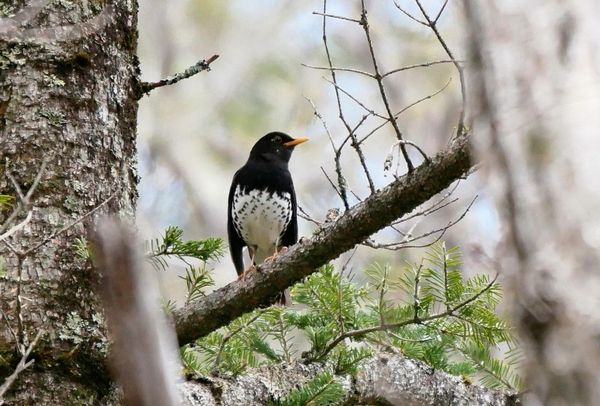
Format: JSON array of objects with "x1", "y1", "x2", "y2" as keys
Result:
[{"x1": 227, "y1": 132, "x2": 308, "y2": 305}]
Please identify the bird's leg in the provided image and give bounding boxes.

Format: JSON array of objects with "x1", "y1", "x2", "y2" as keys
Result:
[
  {"x1": 264, "y1": 246, "x2": 289, "y2": 263},
  {"x1": 238, "y1": 247, "x2": 257, "y2": 280}
]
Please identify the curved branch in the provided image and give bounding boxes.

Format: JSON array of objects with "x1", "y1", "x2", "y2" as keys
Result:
[{"x1": 174, "y1": 134, "x2": 473, "y2": 346}]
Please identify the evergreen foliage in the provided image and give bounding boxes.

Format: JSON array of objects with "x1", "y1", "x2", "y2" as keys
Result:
[
  {"x1": 149, "y1": 228, "x2": 522, "y2": 404},
  {"x1": 146, "y1": 226, "x2": 223, "y2": 306},
  {"x1": 0, "y1": 194, "x2": 14, "y2": 207}
]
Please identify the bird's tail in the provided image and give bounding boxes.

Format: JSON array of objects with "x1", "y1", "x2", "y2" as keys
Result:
[{"x1": 274, "y1": 289, "x2": 291, "y2": 306}]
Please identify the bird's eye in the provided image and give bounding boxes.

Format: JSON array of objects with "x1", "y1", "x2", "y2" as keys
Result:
[{"x1": 272, "y1": 135, "x2": 282, "y2": 144}]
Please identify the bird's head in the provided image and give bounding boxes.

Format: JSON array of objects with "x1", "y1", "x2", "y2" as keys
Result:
[{"x1": 248, "y1": 132, "x2": 308, "y2": 164}]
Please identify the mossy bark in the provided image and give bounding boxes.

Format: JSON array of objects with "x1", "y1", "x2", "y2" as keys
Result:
[{"x1": 0, "y1": 1, "x2": 139, "y2": 403}]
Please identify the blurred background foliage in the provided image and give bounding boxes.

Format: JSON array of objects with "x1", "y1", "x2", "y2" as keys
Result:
[{"x1": 137, "y1": 0, "x2": 499, "y2": 305}]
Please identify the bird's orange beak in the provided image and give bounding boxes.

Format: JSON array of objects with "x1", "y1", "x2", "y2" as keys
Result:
[{"x1": 283, "y1": 137, "x2": 309, "y2": 147}]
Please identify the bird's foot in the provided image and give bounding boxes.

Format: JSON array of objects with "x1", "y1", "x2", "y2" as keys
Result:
[
  {"x1": 237, "y1": 265, "x2": 256, "y2": 281},
  {"x1": 264, "y1": 246, "x2": 289, "y2": 263}
]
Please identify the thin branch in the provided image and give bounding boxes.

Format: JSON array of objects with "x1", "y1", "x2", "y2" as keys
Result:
[
  {"x1": 382, "y1": 59, "x2": 458, "y2": 79},
  {"x1": 358, "y1": 77, "x2": 452, "y2": 146},
  {"x1": 364, "y1": 196, "x2": 477, "y2": 250},
  {"x1": 0, "y1": 211, "x2": 32, "y2": 241},
  {"x1": 0, "y1": 330, "x2": 43, "y2": 403},
  {"x1": 393, "y1": 1, "x2": 428, "y2": 26},
  {"x1": 311, "y1": 11, "x2": 360, "y2": 24},
  {"x1": 322, "y1": 77, "x2": 387, "y2": 120},
  {"x1": 0, "y1": 158, "x2": 48, "y2": 236},
  {"x1": 305, "y1": 96, "x2": 349, "y2": 210},
  {"x1": 394, "y1": 181, "x2": 461, "y2": 225},
  {"x1": 138, "y1": 55, "x2": 220, "y2": 98},
  {"x1": 301, "y1": 63, "x2": 376, "y2": 79},
  {"x1": 443, "y1": 243, "x2": 450, "y2": 308},
  {"x1": 394, "y1": 76, "x2": 452, "y2": 118},
  {"x1": 360, "y1": 0, "x2": 413, "y2": 172},
  {"x1": 320, "y1": 167, "x2": 344, "y2": 203},
  {"x1": 413, "y1": 262, "x2": 423, "y2": 319},
  {"x1": 433, "y1": 0, "x2": 449, "y2": 25},
  {"x1": 0, "y1": 309, "x2": 18, "y2": 352},
  {"x1": 413, "y1": 0, "x2": 467, "y2": 137},
  {"x1": 297, "y1": 205, "x2": 322, "y2": 227},
  {"x1": 386, "y1": 140, "x2": 430, "y2": 167},
  {"x1": 320, "y1": 0, "x2": 376, "y2": 195}
]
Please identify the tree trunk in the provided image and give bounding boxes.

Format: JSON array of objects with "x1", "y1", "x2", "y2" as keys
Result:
[
  {"x1": 0, "y1": 1, "x2": 138, "y2": 403},
  {"x1": 465, "y1": 1, "x2": 600, "y2": 404}
]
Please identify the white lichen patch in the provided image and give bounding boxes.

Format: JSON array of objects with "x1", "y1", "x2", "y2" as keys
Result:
[{"x1": 43, "y1": 73, "x2": 66, "y2": 88}]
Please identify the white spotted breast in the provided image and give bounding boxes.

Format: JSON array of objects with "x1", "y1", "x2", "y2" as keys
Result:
[{"x1": 231, "y1": 185, "x2": 292, "y2": 262}]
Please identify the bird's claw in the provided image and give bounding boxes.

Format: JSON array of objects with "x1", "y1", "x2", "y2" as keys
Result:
[
  {"x1": 264, "y1": 246, "x2": 289, "y2": 263},
  {"x1": 238, "y1": 265, "x2": 256, "y2": 281}
]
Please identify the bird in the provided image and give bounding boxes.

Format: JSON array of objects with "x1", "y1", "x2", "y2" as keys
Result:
[{"x1": 227, "y1": 131, "x2": 308, "y2": 305}]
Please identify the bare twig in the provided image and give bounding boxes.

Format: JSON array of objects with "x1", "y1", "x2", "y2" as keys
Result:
[
  {"x1": 320, "y1": 166, "x2": 344, "y2": 203},
  {"x1": 0, "y1": 309, "x2": 18, "y2": 350},
  {"x1": 320, "y1": 0, "x2": 376, "y2": 195},
  {"x1": 0, "y1": 159, "x2": 48, "y2": 236},
  {"x1": 312, "y1": 11, "x2": 360, "y2": 24},
  {"x1": 364, "y1": 196, "x2": 477, "y2": 250},
  {"x1": 413, "y1": 262, "x2": 423, "y2": 319},
  {"x1": 433, "y1": 0, "x2": 449, "y2": 25},
  {"x1": 0, "y1": 211, "x2": 32, "y2": 241},
  {"x1": 382, "y1": 59, "x2": 458, "y2": 79},
  {"x1": 138, "y1": 55, "x2": 220, "y2": 98},
  {"x1": 322, "y1": 77, "x2": 387, "y2": 120},
  {"x1": 301, "y1": 63, "x2": 376, "y2": 78},
  {"x1": 306, "y1": 96, "x2": 349, "y2": 209},
  {"x1": 0, "y1": 330, "x2": 43, "y2": 404},
  {"x1": 297, "y1": 205, "x2": 322, "y2": 226},
  {"x1": 393, "y1": 1, "x2": 428, "y2": 26},
  {"x1": 385, "y1": 140, "x2": 430, "y2": 170},
  {"x1": 394, "y1": 181, "x2": 461, "y2": 225},
  {"x1": 394, "y1": 77, "x2": 452, "y2": 118},
  {"x1": 360, "y1": 0, "x2": 413, "y2": 172},
  {"x1": 413, "y1": 0, "x2": 467, "y2": 137}
]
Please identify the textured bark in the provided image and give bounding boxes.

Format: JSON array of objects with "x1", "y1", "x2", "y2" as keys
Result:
[
  {"x1": 174, "y1": 134, "x2": 472, "y2": 345},
  {"x1": 179, "y1": 353, "x2": 518, "y2": 406},
  {"x1": 0, "y1": 0, "x2": 139, "y2": 404},
  {"x1": 465, "y1": 1, "x2": 600, "y2": 404}
]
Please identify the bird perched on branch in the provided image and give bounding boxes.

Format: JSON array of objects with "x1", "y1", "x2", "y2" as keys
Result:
[{"x1": 227, "y1": 132, "x2": 308, "y2": 305}]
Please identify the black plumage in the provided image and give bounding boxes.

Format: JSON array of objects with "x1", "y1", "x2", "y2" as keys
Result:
[{"x1": 227, "y1": 132, "x2": 307, "y2": 305}]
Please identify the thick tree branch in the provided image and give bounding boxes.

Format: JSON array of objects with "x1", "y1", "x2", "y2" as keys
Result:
[
  {"x1": 174, "y1": 134, "x2": 472, "y2": 345},
  {"x1": 179, "y1": 353, "x2": 518, "y2": 405}
]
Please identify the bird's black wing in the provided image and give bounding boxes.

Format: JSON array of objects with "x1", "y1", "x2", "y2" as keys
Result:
[
  {"x1": 227, "y1": 169, "x2": 246, "y2": 276},
  {"x1": 280, "y1": 184, "x2": 298, "y2": 247}
]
